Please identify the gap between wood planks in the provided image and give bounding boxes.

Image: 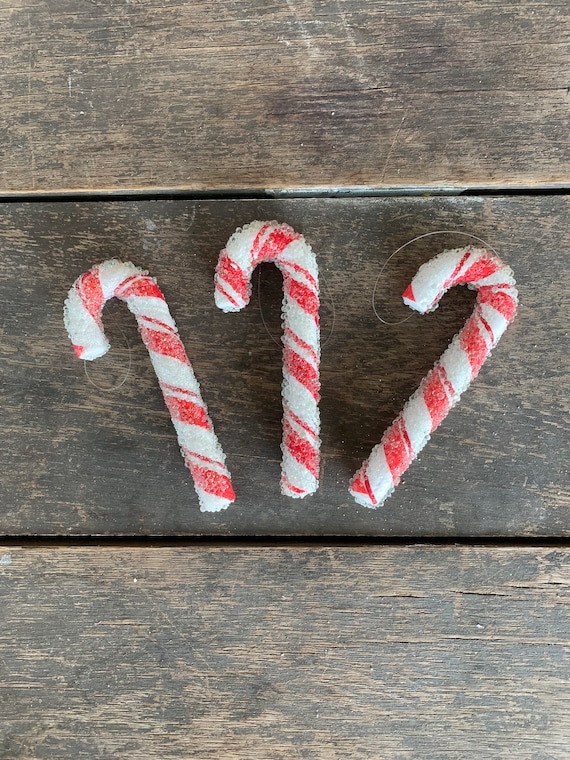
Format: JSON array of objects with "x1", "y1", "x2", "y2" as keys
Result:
[
  {"x1": 1, "y1": 537, "x2": 570, "y2": 549},
  {"x1": 0, "y1": 185, "x2": 568, "y2": 203}
]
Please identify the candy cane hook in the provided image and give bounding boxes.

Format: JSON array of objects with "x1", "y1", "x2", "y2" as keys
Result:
[
  {"x1": 64, "y1": 259, "x2": 235, "y2": 512},
  {"x1": 350, "y1": 247, "x2": 518, "y2": 508},
  {"x1": 215, "y1": 221, "x2": 320, "y2": 498}
]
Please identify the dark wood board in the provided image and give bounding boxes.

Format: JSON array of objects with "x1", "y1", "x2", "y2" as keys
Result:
[
  {"x1": 0, "y1": 544, "x2": 569, "y2": 758},
  {"x1": 0, "y1": 196, "x2": 568, "y2": 536},
  {"x1": 0, "y1": 0, "x2": 569, "y2": 194}
]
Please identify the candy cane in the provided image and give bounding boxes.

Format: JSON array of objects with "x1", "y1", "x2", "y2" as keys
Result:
[
  {"x1": 214, "y1": 221, "x2": 320, "y2": 498},
  {"x1": 350, "y1": 247, "x2": 518, "y2": 508},
  {"x1": 64, "y1": 259, "x2": 235, "y2": 512}
]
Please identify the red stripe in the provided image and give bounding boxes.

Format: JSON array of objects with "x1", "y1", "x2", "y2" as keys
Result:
[
  {"x1": 187, "y1": 463, "x2": 235, "y2": 501},
  {"x1": 459, "y1": 314, "x2": 489, "y2": 376},
  {"x1": 402, "y1": 282, "x2": 415, "y2": 303},
  {"x1": 284, "y1": 346, "x2": 320, "y2": 400},
  {"x1": 478, "y1": 311, "x2": 495, "y2": 342},
  {"x1": 443, "y1": 250, "x2": 472, "y2": 290},
  {"x1": 350, "y1": 468, "x2": 378, "y2": 505},
  {"x1": 78, "y1": 270, "x2": 104, "y2": 320},
  {"x1": 457, "y1": 255, "x2": 500, "y2": 285},
  {"x1": 286, "y1": 278, "x2": 319, "y2": 321},
  {"x1": 383, "y1": 417, "x2": 412, "y2": 481},
  {"x1": 285, "y1": 407, "x2": 317, "y2": 440},
  {"x1": 116, "y1": 274, "x2": 163, "y2": 300},
  {"x1": 283, "y1": 422, "x2": 319, "y2": 477},
  {"x1": 216, "y1": 282, "x2": 241, "y2": 309},
  {"x1": 478, "y1": 287, "x2": 517, "y2": 322},
  {"x1": 281, "y1": 259, "x2": 318, "y2": 289},
  {"x1": 255, "y1": 227, "x2": 301, "y2": 265},
  {"x1": 72, "y1": 343, "x2": 85, "y2": 358},
  {"x1": 141, "y1": 325, "x2": 189, "y2": 365},
  {"x1": 282, "y1": 478, "x2": 306, "y2": 495},
  {"x1": 183, "y1": 450, "x2": 222, "y2": 468},
  {"x1": 159, "y1": 381, "x2": 200, "y2": 400},
  {"x1": 217, "y1": 254, "x2": 249, "y2": 302},
  {"x1": 139, "y1": 315, "x2": 177, "y2": 335},
  {"x1": 165, "y1": 395, "x2": 210, "y2": 429},
  {"x1": 284, "y1": 328, "x2": 318, "y2": 364},
  {"x1": 423, "y1": 365, "x2": 454, "y2": 430},
  {"x1": 250, "y1": 224, "x2": 272, "y2": 261}
]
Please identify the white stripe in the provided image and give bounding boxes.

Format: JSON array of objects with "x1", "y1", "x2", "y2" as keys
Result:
[
  {"x1": 162, "y1": 385, "x2": 204, "y2": 405},
  {"x1": 474, "y1": 313, "x2": 494, "y2": 352},
  {"x1": 410, "y1": 249, "x2": 471, "y2": 312},
  {"x1": 138, "y1": 315, "x2": 177, "y2": 337},
  {"x1": 125, "y1": 295, "x2": 176, "y2": 326},
  {"x1": 98, "y1": 260, "x2": 142, "y2": 299},
  {"x1": 283, "y1": 375, "x2": 319, "y2": 434},
  {"x1": 280, "y1": 261, "x2": 317, "y2": 293},
  {"x1": 285, "y1": 409, "x2": 317, "y2": 441},
  {"x1": 225, "y1": 221, "x2": 267, "y2": 270},
  {"x1": 281, "y1": 451, "x2": 317, "y2": 496},
  {"x1": 198, "y1": 491, "x2": 233, "y2": 513},
  {"x1": 149, "y1": 352, "x2": 203, "y2": 397},
  {"x1": 474, "y1": 269, "x2": 516, "y2": 288},
  {"x1": 64, "y1": 290, "x2": 110, "y2": 360},
  {"x1": 279, "y1": 238, "x2": 319, "y2": 281},
  {"x1": 402, "y1": 394, "x2": 432, "y2": 454},
  {"x1": 284, "y1": 298, "x2": 319, "y2": 356},
  {"x1": 282, "y1": 333, "x2": 318, "y2": 372},
  {"x1": 184, "y1": 451, "x2": 228, "y2": 478},
  {"x1": 172, "y1": 419, "x2": 226, "y2": 463},
  {"x1": 439, "y1": 337, "x2": 473, "y2": 396},
  {"x1": 480, "y1": 302, "x2": 509, "y2": 344},
  {"x1": 361, "y1": 444, "x2": 394, "y2": 507}
]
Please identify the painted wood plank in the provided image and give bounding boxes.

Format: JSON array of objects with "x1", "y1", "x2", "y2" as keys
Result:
[
  {"x1": 1, "y1": 0, "x2": 568, "y2": 194},
  {"x1": 0, "y1": 196, "x2": 568, "y2": 535}
]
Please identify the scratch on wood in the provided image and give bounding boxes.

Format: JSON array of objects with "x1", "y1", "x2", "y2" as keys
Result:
[
  {"x1": 381, "y1": 104, "x2": 410, "y2": 183},
  {"x1": 285, "y1": 0, "x2": 320, "y2": 60},
  {"x1": 334, "y1": 1, "x2": 367, "y2": 77}
]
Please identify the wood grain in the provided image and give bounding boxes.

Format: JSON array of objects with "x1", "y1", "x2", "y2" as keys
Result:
[
  {"x1": 0, "y1": 544, "x2": 568, "y2": 758},
  {"x1": 0, "y1": 196, "x2": 568, "y2": 536},
  {"x1": 0, "y1": 0, "x2": 568, "y2": 194}
]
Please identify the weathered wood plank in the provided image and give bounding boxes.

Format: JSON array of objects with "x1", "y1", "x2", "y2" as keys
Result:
[
  {"x1": 0, "y1": 196, "x2": 568, "y2": 536},
  {"x1": 0, "y1": 0, "x2": 568, "y2": 194},
  {"x1": 0, "y1": 545, "x2": 568, "y2": 758}
]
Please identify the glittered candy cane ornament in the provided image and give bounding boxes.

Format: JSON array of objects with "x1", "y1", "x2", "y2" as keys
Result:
[
  {"x1": 215, "y1": 221, "x2": 320, "y2": 498},
  {"x1": 64, "y1": 259, "x2": 235, "y2": 512},
  {"x1": 350, "y1": 247, "x2": 518, "y2": 508}
]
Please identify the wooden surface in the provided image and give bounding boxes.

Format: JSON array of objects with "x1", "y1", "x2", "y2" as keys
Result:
[
  {"x1": 1, "y1": 196, "x2": 568, "y2": 536},
  {"x1": 0, "y1": 544, "x2": 568, "y2": 759},
  {"x1": 1, "y1": 0, "x2": 569, "y2": 195}
]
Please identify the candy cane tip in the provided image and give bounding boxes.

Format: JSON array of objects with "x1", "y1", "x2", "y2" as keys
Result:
[
  {"x1": 199, "y1": 496, "x2": 234, "y2": 513},
  {"x1": 348, "y1": 468, "x2": 382, "y2": 509},
  {"x1": 402, "y1": 283, "x2": 416, "y2": 306},
  {"x1": 214, "y1": 291, "x2": 243, "y2": 313}
]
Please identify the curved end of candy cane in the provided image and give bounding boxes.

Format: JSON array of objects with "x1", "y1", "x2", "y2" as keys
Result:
[
  {"x1": 214, "y1": 221, "x2": 270, "y2": 312},
  {"x1": 402, "y1": 247, "x2": 516, "y2": 314},
  {"x1": 64, "y1": 287, "x2": 110, "y2": 361}
]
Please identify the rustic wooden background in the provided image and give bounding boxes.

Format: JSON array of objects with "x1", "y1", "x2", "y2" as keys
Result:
[
  {"x1": 1, "y1": 0, "x2": 569, "y2": 757},
  {"x1": 1, "y1": 196, "x2": 568, "y2": 536}
]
